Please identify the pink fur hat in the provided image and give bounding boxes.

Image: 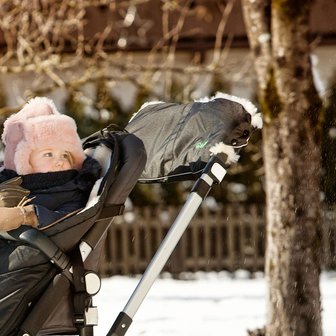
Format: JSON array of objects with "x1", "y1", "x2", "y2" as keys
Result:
[{"x1": 1, "y1": 97, "x2": 86, "y2": 175}]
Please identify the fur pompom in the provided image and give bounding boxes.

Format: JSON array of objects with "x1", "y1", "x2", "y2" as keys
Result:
[
  {"x1": 209, "y1": 142, "x2": 240, "y2": 164},
  {"x1": 196, "y1": 92, "x2": 263, "y2": 129}
]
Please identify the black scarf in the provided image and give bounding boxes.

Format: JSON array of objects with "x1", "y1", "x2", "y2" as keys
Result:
[
  {"x1": 21, "y1": 170, "x2": 78, "y2": 190},
  {"x1": 0, "y1": 156, "x2": 101, "y2": 191}
]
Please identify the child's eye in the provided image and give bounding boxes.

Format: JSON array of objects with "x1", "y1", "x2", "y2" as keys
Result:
[{"x1": 43, "y1": 152, "x2": 53, "y2": 157}]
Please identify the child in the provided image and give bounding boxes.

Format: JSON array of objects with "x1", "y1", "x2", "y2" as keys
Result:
[{"x1": 0, "y1": 97, "x2": 101, "y2": 231}]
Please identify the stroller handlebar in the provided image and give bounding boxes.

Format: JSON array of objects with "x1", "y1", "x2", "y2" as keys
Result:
[{"x1": 3, "y1": 226, "x2": 71, "y2": 270}]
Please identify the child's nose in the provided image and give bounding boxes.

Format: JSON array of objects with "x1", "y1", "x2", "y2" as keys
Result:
[{"x1": 56, "y1": 157, "x2": 66, "y2": 166}]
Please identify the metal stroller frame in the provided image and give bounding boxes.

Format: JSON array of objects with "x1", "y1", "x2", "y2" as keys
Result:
[{"x1": 108, "y1": 152, "x2": 228, "y2": 336}]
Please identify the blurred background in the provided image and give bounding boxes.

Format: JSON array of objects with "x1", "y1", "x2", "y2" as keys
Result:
[{"x1": 0, "y1": 0, "x2": 335, "y2": 277}]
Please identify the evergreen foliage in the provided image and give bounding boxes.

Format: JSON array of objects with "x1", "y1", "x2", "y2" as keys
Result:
[
  {"x1": 64, "y1": 82, "x2": 125, "y2": 138},
  {"x1": 64, "y1": 91, "x2": 92, "y2": 138}
]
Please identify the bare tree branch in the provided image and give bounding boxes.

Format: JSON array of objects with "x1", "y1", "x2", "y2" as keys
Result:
[{"x1": 0, "y1": 1, "x2": 249, "y2": 106}]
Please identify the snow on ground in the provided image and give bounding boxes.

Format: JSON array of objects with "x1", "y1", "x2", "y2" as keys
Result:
[{"x1": 94, "y1": 271, "x2": 336, "y2": 336}]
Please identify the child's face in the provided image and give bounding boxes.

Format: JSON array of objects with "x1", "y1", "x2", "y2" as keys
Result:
[{"x1": 29, "y1": 147, "x2": 74, "y2": 173}]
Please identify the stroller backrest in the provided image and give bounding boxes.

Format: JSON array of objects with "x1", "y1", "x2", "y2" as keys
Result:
[
  {"x1": 82, "y1": 130, "x2": 146, "y2": 209},
  {"x1": 77, "y1": 131, "x2": 147, "y2": 255}
]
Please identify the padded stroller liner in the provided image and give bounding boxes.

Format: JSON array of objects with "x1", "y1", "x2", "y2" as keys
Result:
[
  {"x1": 0, "y1": 259, "x2": 56, "y2": 336},
  {"x1": 126, "y1": 93, "x2": 262, "y2": 182},
  {"x1": 0, "y1": 237, "x2": 54, "y2": 335}
]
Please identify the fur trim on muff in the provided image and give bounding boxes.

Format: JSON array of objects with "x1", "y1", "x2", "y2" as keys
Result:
[{"x1": 196, "y1": 91, "x2": 263, "y2": 130}]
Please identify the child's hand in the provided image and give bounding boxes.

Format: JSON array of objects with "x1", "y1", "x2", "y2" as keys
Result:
[
  {"x1": 0, "y1": 207, "x2": 24, "y2": 231},
  {"x1": 0, "y1": 205, "x2": 38, "y2": 231},
  {"x1": 0, "y1": 177, "x2": 30, "y2": 207}
]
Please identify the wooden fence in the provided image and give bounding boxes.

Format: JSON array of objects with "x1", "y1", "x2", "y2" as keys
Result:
[{"x1": 99, "y1": 204, "x2": 336, "y2": 277}]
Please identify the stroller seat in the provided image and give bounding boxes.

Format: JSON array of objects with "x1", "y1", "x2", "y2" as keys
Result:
[{"x1": 0, "y1": 129, "x2": 147, "y2": 336}]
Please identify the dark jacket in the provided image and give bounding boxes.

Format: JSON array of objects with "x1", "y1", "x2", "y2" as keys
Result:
[{"x1": 0, "y1": 156, "x2": 101, "y2": 228}]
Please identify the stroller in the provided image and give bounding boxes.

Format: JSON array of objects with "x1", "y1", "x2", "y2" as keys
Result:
[{"x1": 0, "y1": 93, "x2": 262, "y2": 336}]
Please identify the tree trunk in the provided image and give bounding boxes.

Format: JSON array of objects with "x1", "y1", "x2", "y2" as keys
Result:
[{"x1": 241, "y1": 1, "x2": 323, "y2": 335}]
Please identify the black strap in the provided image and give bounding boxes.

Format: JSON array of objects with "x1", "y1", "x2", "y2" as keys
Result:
[
  {"x1": 71, "y1": 249, "x2": 97, "y2": 336},
  {"x1": 98, "y1": 204, "x2": 125, "y2": 220},
  {"x1": 71, "y1": 248, "x2": 90, "y2": 329}
]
